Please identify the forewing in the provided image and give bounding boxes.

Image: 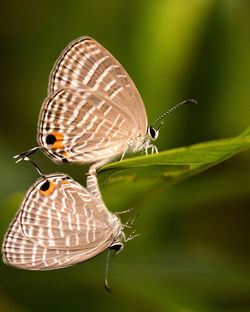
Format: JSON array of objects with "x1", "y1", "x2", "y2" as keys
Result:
[
  {"x1": 2, "y1": 174, "x2": 115, "y2": 270},
  {"x1": 38, "y1": 89, "x2": 139, "y2": 163},
  {"x1": 48, "y1": 36, "x2": 147, "y2": 134}
]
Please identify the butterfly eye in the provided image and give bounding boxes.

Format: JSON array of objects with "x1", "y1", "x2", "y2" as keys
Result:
[
  {"x1": 148, "y1": 126, "x2": 159, "y2": 140},
  {"x1": 109, "y1": 243, "x2": 123, "y2": 253},
  {"x1": 39, "y1": 179, "x2": 55, "y2": 195},
  {"x1": 150, "y1": 127, "x2": 156, "y2": 138}
]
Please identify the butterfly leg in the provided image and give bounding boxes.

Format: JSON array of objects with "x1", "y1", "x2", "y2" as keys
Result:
[
  {"x1": 151, "y1": 144, "x2": 158, "y2": 154},
  {"x1": 143, "y1": 141, "x2": 150, "y2": 155},
  {"x1": 124, "y1": 213, "x2": 140, "y2": 228},
  {"x1": 125, "y1": 229, "x2": 142, "y2": 242},
  {"x1": 120, "y1": 212, "x2": 140, "y2": 231},
  {"x1": 119, "y1": 145, "x2": 129, "y2": 161},
  {"x1": 145, "y1": 144, "x2": 158, "y2": 155},
  {"x1": 115, "y1": 208, "x2": 135, "y2": 216}
]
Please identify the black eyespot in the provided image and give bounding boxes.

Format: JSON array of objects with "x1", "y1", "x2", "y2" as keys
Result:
[
  {"x1": 40, "y1": 180, "x2": 50, "y2": 191},
  {"x1": 109, "y1": 244, "x2": 122, "y2": 252},
  {"x1": 46, "y1": 134, "x2": 56, "y2": 145},
  {"x1": 149, "y1": 126, "x2": 156, "y2": 139},
  {"x1": 62, "y1": 158, "x2": 68, "y2": 163},
  {"x1": 62, "y1": 176, "x2": 71, "y2": 181}
]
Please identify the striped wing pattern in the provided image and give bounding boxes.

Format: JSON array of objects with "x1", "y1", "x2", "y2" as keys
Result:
[
  {"x1": 38, "y1": 88, "x2": 139, "y2": 163},
  {"x1": 2, "y1": 174, "x2": 121, "y2": 270},
  {"x1": 48, "y1": 36, "x2": 147, "y2": 131},
  {"x1": 38, "y1": 36, "x2": 148, "y2": 163}
]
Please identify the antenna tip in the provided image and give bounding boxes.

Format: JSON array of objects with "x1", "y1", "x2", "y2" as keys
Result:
[
  {"x1": 104, "y1": 282, "x2": 112, "y2": 292},
  {"x1": 187, "y1": 99, "x2": 198, "y2": 105}
]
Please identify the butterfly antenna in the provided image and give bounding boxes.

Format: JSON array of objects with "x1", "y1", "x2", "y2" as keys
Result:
[
  {"x1": 104, "y1": 249, "x2": 112, "y2": 292},
  {"x1": 13, "y1": 146, "x2": 41, "y2": 163},
  {"x1": 22, "y1": 156, "x2": 46, "y2": 179},
  {"x1": 151, "y1": 99, "x2": 198, "y2": 127}
]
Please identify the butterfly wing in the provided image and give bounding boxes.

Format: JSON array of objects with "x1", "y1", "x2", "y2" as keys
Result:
[
  {"x1": 38, "y1": 88, "x2": 140, "y2": 163},
  {"x1": 48, "y1": 36, "x2": 147, "y2": 136},
  {"x1": 2, "y1": 211, "x2": 109, "y2": 270},
  {"x1": 2, "y1": 174, "x2": 119, "y2": 270}
]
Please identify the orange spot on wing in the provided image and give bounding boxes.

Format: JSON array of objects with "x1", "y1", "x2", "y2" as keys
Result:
[
  {"x1": 61, "y1": 152, "x2": 69, "y2": 158},
  {"x1": 49, "y1": 133, "x2": 64, "y2": 149},
  {"x1": 39, "y1": 180, "x2": 56, "y2": 196}
]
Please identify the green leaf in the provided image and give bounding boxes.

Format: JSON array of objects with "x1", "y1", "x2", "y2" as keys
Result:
[{"x1": 98, "y1": 126, "x2": 250, "y2": 196}]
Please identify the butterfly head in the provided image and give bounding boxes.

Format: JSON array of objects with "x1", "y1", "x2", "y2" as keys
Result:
[{"x1": 109, "y1": 242, "x2": 124, "y2": 255}]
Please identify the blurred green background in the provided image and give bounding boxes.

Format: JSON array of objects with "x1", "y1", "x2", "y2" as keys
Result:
[{"x1": 0, "y1": 0, "x2": 250, "y2": 311}]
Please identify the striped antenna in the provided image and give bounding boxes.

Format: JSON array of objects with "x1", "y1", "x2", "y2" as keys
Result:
[
  {"x1": 13, "y1": 147, "x2": 42, "y2": 164},
  {"x1": 104, "y1": 249, "x2": 112, "y2": 292},
  {"x1": 151, "y1": 99, "x2": 198, "y2": 127}
]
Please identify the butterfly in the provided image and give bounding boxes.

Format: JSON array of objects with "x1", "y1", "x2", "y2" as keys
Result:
[
  {"x1": 2, "y1": 172, "x2": 137, "y2": 290},
  {"x1": 15, "y1": 36, "x2": 196, "y2": 173}
]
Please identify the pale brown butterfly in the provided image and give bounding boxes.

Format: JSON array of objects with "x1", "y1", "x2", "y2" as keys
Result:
[
  {"x1": 14, "y1": 36, "x2": 197, "y2": 173},
  {"x1": 2, "y1": 162, "x2": 138, "y2": 291}
]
